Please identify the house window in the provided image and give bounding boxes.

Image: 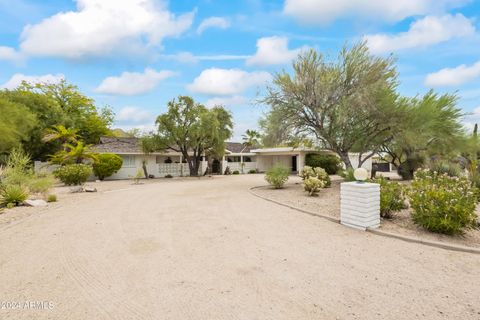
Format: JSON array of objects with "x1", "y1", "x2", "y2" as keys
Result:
[{"x1": 122, "y1": 155, "x2": 136, "y2": 167}]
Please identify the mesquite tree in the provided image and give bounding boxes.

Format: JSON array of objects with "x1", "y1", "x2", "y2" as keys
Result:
[
  {"x1": 261, "y1": 42, "x2": 398, "y2": 168},
  {"x1": 154, "y1": 96, "x2": 233, "y2": 176}
]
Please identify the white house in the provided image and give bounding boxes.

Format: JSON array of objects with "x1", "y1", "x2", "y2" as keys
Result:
[{"x1": 91, "y1": 137, "x2": 373, "y2": 180}]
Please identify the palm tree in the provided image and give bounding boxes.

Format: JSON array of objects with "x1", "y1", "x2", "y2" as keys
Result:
[
  {"x1": 50, "y1": 141, "x2": 98, "y2": 164},
  {"x1": 43, "y1": 125, "x2": 79, "y2": 150},
  {"x1": 241, "y1": 129, "x2": 261, "y2": 152}
]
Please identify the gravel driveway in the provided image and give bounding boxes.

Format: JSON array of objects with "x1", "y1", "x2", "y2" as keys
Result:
[{"x1": 1, "y1": 175, "x2": 479, "y2": 319}]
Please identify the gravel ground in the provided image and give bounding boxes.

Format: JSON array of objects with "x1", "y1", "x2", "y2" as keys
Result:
[
  {"x1": 1, "y1": 174, "x2": 479, "y2": 319},
  {"x1": 254, "y1": 175, "x2": 480, "y2": 248}
]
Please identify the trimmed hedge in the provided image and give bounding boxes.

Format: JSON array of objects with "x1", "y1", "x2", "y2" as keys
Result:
[
  {"x1": 305, "y1": 154, "x2": 342, "y2": 175},
  {"x1": 93, "y1": 153, "x2": 123, "y2": 180}
]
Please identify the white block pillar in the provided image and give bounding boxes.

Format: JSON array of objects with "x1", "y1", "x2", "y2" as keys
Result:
[{"x1": 340, "y1": 182, "x2": 380, "y2": 230}]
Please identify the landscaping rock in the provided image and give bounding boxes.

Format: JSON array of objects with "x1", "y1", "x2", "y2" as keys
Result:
[
  {"x1": 24, "y1": 199, "x2": 47, "y2": 207},
  {"x1": 70, "y1": 186, "x2": 84, "y2": 193},
  {"x1": 84, "y1": 186, "x2": 97, "y2": 192}
]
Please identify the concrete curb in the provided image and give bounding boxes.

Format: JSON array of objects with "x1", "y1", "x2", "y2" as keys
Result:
[{"x1": 249, "y1": 185, "x2": 480, "y2": 255}]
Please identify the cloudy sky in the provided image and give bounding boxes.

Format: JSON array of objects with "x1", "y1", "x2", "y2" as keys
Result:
[{"x1": 1, "y1": 0, "x2": 480, "y2": 139}]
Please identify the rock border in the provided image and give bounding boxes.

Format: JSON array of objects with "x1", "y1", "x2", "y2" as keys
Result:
[{"x1": 249, "y1": 185, "x2": 480, "y2": 255}]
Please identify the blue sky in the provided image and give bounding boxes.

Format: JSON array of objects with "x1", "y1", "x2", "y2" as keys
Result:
[{"x1": 1, "y1": 0, "x2": 480, "y2": 140}]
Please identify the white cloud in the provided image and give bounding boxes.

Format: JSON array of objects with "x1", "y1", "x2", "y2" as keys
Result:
[
  {"x1": 425, "y1": 61, "x2": 480, "y2": 87},
  {"x1": 116, "y1": 106, "x2": 153, "y2": 123},
  {"x1": 197, "y1": 16, "x2": 230, "y2": 34},
  {"x1": 205, "y1": 95, "x2": 249, "y2": 108},
  {"x1": 0, "y1": 46, "x2": 23, "y2": 62},
  {"x1": 365, "y1": 14, "x2": 475, "y2": 54},
  {"x1": 19, "y1": 0, "x2": 194, "y2": 58},
  {"x1": 188, "y1": 68, "x2": 272, "y2": 96},
  {"x1": 95, "y1": 68, "x2": 175, "y2": 95},
  {"x1": 1, "y1": 73, "x2": 64, "y2": 89},
  {"x1": 284, "y1": 0, "x2": 469, "y2": 24},
  {"x1": 246, "y1": 36, "x2": 305, "y2": 66}
]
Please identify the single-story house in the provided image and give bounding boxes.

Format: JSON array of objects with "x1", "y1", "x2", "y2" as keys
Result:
[{"x1": 90, "y1": 137, "x2": 373, "y2": 180}]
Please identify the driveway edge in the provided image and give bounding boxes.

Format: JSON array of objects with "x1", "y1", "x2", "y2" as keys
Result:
[{"x1": 249, "y1": 185, "x2": 480, "y2": 255}]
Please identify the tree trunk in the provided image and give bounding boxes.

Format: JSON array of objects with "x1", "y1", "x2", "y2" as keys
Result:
[
  {"x1": 142, "y1": 159, "x2": 148, "y2": 179},
  {"x1": 339, "y1": 152, "x2": 353, "y2": 169}
]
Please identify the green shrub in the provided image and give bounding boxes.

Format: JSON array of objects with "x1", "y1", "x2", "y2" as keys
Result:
[
  {"x1": 299, "y1": 166, "x2": 331, "y2": 188},
  {"x1": 303, "y1": 177, "x2": 325, "y2": 196},
  {"x1": 47, "y1": 194, "x2": 57, "y2": 202},
  {"x1": 164, "y1": 174, "x2": 173, "y2": 178},
  {"x1": 305, "y1": 154, "x2": 342, "y2": 175},
  {"x1": 408, "y1": 169, "x2": 477, "y2": 234},
  {"x1": 397, "y1": 155, "x2": 424, "y2": 180},
  {"x1": 248, "y1": 169, "x2": 257, "y2": 174},
  {"x1": 54, "y1": 164, "x2": 92, "y2": 186},
  {"x1": 92, "y1": 153, "x2": 123, "y2": 180},
  {"x1": 371, "y1": 177, "x2": 407, "y2": 218},
  {"x1": 1, "y1": 184, "x2": 29, "y2": 206},
  {"x1": 6, "y1": 202, "x2": 14, "y2": 209},
  {"x1": 28, "y1": 173, "x2": 55, "y2": 194},
  {"x1": 132, "y1": 169, "x2": 144, "y2": 184},
  {"x1": 265, "y1": 164, "x2": 290, "y2": 189},
  {"x1": 340, "y1": 167, "x2": 356, "y2": 181},
  {"x1": 232, "y1": 170, "x2": 240, "y2": 175},
  {"x1": 427, "y1": 160, "x2": 462, "y2": 177}
]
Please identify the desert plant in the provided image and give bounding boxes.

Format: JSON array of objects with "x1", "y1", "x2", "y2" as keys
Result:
[
  {"x1": 300, "y1": 166, "x2": 331, "y2": 187},
  {"x1": 305, "y1": 154, "x2": 342, "y2": 175},
  {"x1": 265, "y1": 164, "x2": 290, "y2": 189},
  {"x1": 47, "y1": 194, "x2": 57, "y2": 202},
  {"x1": 427, "y1": 160, "x2": 463, "y2": 177},
  {"x1": 53, "y1": 164, "x2": 92, "y2": 186},
  {"x1": 28, "y1": 174, "x2": 55, "y2": 195},
  {"x1": 371, "y1": 177, "x2": 407, "y2": 218},
  {"x1": 408, "y1": 169, "x2": 477, "y2": 234},
  {"x1": 132, "y1": 169, "x2": 144, "y2": 184},
  {"x1": 164, "y1": 174, "x2": 173, "y2": 178},
  {"x1": 303, "y1": 177, "x2": 325, "y2": 196},
  {"x1": 92, "y1": 153, "x2": 123, "y2": 180},
  {"x1": 1, "y1": 184, "x2": 29, "y2": 206},
  {"x1": 340, "y1": 167, "x2": 356, "y2": 182},
  {"x1": 232, "y1": 170, "x2": 240, "y2": 175},
  {"x1": 248, "y1": 169, "x2": 257, "y2": 174}
]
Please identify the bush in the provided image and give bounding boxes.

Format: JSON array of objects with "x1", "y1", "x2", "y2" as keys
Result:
[
  {"x1": 305, "y1": 154, "x2": 342, "y2": 175},
  {"x1": 28, "y1": 173, "x2": 55, "y2": 195},
  {"x1": 299, "y1": 166, "x2": 331, "y2": 187},
  {"x1": 371, "y1": 177, "x2": 407, "y2": 218},
  {"x1": 408, "y1": 169, "x2": 477, "y2": 234},
  {"x1": 232, "y1": 170, "x2": 240, "y2": 175},
  {"x1": 265, "y1": 164, "x2": 290, "y2": 189},
  {"x1": 1, "y1": 184, "x2": 29, "y2": 206},
  {"x1": 340, "y1": 167, "x2": 356, "y2": 182},
  {"x1": 248, "y1": 169, "x2": 257, "y2": 174},
  {"x1": 164, "y1": 174, "x2": 173, "y2": 178},
  {"x1": 47, "y1": 194, "x2": 57, "y2": 202},
  {"x1": 303, "y1": 177, "x2": 325, "y2": 196},
  {"x1": 54, "y1": 164, "x2": 92, "y2": 186},
  {"x1": 92, "y1": 153, "x2": 123, "y2": 180},
  {"x1": 427, "y1": 160, "x2": 462, "y2": 177}
]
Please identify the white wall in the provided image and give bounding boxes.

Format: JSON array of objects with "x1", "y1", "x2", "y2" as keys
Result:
[{"x1": 348, "y1": 153, "x2": 373, "y2": 172}]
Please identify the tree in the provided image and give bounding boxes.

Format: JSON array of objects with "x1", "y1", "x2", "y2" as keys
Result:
[
  {"x1": 154, "y1": 96, "x2": 233, "y2": 176},
  {"x1": 0, "y1": 98, "x2": 37, "y2": 156},
  {"x1": 242, "y1": 129, "x2": 261, "y2": 151},
  {"x1": 261, "y1": 42, "x2": 398, "y2": 168},
  {"x1": 50, "y1": 141, "x2": 98, "y2": 164},
  {"x1": 139, "y1": 134, "x2": 166, "y2": 179},
  {"x1": 42, "y1": 125, "x2": 79, "y2": 147},
  {"x1": 380, "y1": 91, "x2": 464, "y2": 179},
  {"x1": 92, "y1": 153, "x2": 123, "y2": 180}
]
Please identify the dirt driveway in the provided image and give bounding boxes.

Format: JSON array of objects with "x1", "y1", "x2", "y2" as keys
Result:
[{"x1": 1, "y1": 175, "x2": 479, "y2": 319}]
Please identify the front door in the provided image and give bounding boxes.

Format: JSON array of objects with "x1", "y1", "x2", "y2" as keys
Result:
[{"x1": 292, "y1": 155, "x2": 297, "y2": 172}]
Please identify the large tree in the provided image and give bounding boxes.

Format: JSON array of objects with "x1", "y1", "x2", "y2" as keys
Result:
[
  {"x1": 261, "y1": 42, "x2": 399, "y2": 168},
  {"x1": 154, "y1": 96, "x2": 233, "y2": 176},
  {"x1": 379, "y1": 91, "x2": 464, "y2": 179}
]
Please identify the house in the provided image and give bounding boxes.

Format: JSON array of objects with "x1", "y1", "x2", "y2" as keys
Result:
[{"x1": 92, "y1": 137, "x2": 373, "y2": 180}]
